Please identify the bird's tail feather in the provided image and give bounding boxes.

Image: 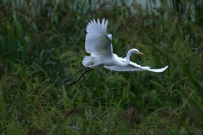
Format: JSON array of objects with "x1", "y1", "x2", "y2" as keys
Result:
[{"x1": 82, "y1": 56, "x2": 93, "y2": 67}]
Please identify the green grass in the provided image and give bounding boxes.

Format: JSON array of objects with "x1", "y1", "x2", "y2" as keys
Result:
[{"x1": 0, "y1": 0, "x2": 203, "y2": 134}]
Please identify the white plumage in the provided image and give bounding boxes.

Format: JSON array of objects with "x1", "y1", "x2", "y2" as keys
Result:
[{"x1": 82, "y1": 18, "x2": 168, "y2": 72}]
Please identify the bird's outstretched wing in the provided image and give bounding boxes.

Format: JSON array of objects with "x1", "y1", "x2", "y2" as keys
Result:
[
  {"x1": 104, "y1": 65, "x2": 146, "y2": 71},
  {"x1": 104, "y1": 58, "x2": 168, "y2": 72},
  {"x1": 85, "y1": 18, "x2": 112, "y2": 56},
  {"x1": 104, "y1": 64, "x2": 168, "y2": 72}
]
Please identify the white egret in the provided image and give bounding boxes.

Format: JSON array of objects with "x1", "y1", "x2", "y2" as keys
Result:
[
  {"x1": 82, "y1": 18, "x2": 168, "y2": 72},
  {"x1": 61, "y1": 18, "x2": 168, "y2": 85}
]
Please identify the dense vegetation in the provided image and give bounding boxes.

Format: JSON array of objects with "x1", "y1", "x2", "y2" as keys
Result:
[{"x1": 0, "y1": 0, "x2": 203, "y2": 134}]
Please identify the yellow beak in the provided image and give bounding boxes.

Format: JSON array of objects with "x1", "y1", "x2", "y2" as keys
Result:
[{"x1": 138, "y1": 51, "x2": 145, "y2": 56}]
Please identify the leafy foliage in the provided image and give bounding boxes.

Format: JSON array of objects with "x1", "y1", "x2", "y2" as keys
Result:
[{"x1": 0, "y1": 0, "x2": 203, "y2": 134}]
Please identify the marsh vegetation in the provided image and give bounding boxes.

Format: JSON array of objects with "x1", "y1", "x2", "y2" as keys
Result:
[{"x1": 0, "y1": 0, "x2": 203, "y2": 134}]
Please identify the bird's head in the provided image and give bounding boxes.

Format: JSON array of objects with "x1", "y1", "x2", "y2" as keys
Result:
[{"x1": 130, "y1": 48, "x2": 145, "y2": 56}]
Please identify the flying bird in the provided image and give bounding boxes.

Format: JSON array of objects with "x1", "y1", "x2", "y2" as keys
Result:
[
  {"x1": 61, "y1": 18, "x2": 168, "y2": 86},
  {"x1": 83, "y1": 18, "x2": 168, "y2": 71}
]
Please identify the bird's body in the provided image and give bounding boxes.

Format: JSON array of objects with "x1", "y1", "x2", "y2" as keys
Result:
[
  {"x1": 61, "y1": 18, "x2": 168, "y2": 86},
  {"x1": 83, "y1": 53, "x2": 129, "y2": 67},
  {"x1": 82, "y1": 18, "x2": 168, "y2": 72}
]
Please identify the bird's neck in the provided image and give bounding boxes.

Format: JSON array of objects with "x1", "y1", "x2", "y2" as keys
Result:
[
  {"x1": 125, "y1": 51, "x2": 132, "y2": 64},
  {"x1": 119, "y1": 50, "x2": 132, "y2": 66}
]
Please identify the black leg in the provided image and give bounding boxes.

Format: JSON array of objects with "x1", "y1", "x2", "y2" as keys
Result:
[
  {"x1": 67, "y1": 68, "x2": 94, "y2": 86},
  {"x1": 61, "y1": 68, "x2": 86, "y2": 85}
]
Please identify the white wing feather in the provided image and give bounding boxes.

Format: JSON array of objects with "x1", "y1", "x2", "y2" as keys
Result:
[
  {"x1": 104, "y1": 65, "x2": 146, "y2": 71},
  {"x1": 85, "y1": 19, "x2": 112, "y2": 56},
  {"x1": 104, "y1": 57, "x2": 168, "y2": 72},
  {"x1": 104, "y1": 64, "x2": 168, "y2": 72}
]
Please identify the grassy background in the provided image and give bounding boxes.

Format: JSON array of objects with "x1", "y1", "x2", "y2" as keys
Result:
[{"x1": 0, "y1": 0, "x2": 203, "y2": 134}]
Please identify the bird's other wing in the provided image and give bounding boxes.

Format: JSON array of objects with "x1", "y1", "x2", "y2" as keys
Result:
[
  {"x1": 104, "y1": 57, "x2": 168, "y2": 72},
  {"x1": 85, "y1": 18, "x2": 112, "y2": 56},
  {"x1": 104, "y1": 65, "x2": 147, "y2": 71},
  {"x1": 129, "y1": 61, "x2": 168, "y2": 72}
]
